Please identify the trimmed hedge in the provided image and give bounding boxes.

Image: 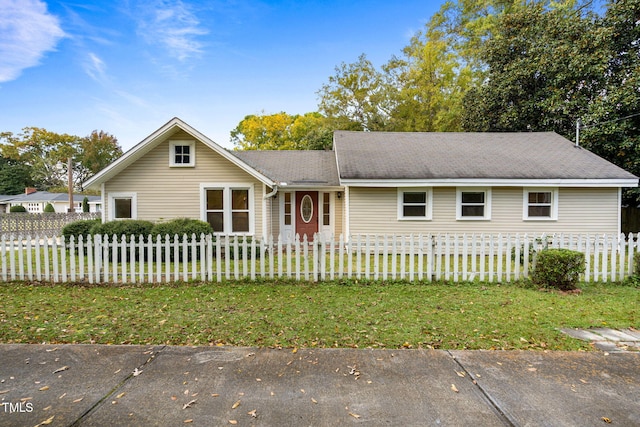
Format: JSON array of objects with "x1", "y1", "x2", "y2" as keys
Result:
[
  {"x1": 531, "y1": 249, "x2": 585, "y2": 291},
  {"x1": 44, "y1": 203, "x2": 55, "y2": 213},
  {"x1": 10, "y1": 205, "x2": 26, "y2": 213},
  {"x1": 62, "y1": 219, "x2": 101, "y2": 241},
  {"x1": 150, "y1": 218, "x2": 213, "y2": 242},
  {"x1": 89, "y1": 220, "x2": 155, "y2": 239},
  {"x1": 150, "y1": 218, "x2": 213, "y2": 262}
]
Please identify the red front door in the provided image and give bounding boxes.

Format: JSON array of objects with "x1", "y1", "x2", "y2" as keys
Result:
[{"x1": 295, "y1": 191, "x2": 318, "y2": 240}]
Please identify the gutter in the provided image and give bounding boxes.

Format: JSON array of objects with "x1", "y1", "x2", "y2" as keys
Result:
[{"x1": 264, "y1": 185, "x2": 278, "y2": 199}]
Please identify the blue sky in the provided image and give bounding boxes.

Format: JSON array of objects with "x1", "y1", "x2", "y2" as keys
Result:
[{"x1": 0, "y1": 0, "x2": 443, "y2": 150}]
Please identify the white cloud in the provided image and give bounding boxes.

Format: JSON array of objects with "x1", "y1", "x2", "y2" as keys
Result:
[
  {"x1": 0, "y1": 0, "x2": 66, "y2": 82},
  {"x1": 135, "y1": 0, "x2": 208, "y2": 62},
  {"x1": 84, "y1": 52, "x2": 107, "y2": 83}
]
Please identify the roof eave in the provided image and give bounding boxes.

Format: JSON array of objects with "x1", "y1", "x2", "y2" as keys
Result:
[{"x1": 339, "y1": 178, "x2": 639, "y2": 188}]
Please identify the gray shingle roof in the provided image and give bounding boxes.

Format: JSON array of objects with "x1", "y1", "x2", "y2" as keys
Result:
[
  {"x1": 233, "y1": 150, "x2": 340, "y2": 187},
  {"x1": 334, "y1": 131, "x2": 638, "y2": 181},
  {"x1": 6, "y1": 192, "x2": 101, "y2": 203}
]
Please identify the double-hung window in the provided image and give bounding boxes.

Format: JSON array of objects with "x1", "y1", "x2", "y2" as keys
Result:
[
  {"x1": 398, "y1": 188, "x2": 432, "y2": 220},
  {"x1": 170, "y1": 140, "x2": 195, "y2": 167},
  {"x1": 202, "y1": 184, "x2": 253, "y2": 234},
  {"x1": 524, "y1": 188, "x2": 558, "y2": 220},
  {"x1": 457, "y1": 188, "x2": 491, "y2": 220}
]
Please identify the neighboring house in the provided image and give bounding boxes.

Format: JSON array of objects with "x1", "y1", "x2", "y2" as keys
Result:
[
  {"x1": 6, "y1": 189, "x2": 102, "y2": 213},
  {"x1": 83, "y1": 117, "x2": 638, "y2": 240}
]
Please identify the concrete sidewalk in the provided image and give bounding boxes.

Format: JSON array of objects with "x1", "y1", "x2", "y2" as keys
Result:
[{"x1": 0, "y1": 345, "x2": 638, "y2": 426}]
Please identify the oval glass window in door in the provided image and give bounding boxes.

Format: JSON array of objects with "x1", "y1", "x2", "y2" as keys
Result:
[{"x1": 300, "y1": 194, "x2": 313, "y2": 223}]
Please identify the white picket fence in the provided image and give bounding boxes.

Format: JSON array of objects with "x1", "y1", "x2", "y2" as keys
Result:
[{"x1": 0, "y1": 233, "x2": 638, "y2": 284}]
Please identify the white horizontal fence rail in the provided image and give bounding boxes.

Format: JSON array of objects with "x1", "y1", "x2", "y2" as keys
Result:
[{"x1": 0, "y1": 233, "x2": 637, "y2": 284}]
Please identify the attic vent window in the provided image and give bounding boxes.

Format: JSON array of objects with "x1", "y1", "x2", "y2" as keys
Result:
[{"x1": 170, "y1": 140, "x2": 195, "y2": 167}]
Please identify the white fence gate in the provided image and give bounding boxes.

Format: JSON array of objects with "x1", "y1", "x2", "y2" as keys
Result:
[{"x1": 0, "y1": 233, "x2": 637, "y2": 284}]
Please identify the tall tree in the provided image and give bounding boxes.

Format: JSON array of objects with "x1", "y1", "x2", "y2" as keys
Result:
[
  {"x1": 461, "y1": 2, "x2": 605, "y2": 136},
  {"x1": 0, "y1": 127, "x2": 78, "y2": 190},
  {"x1": 0, "y1": 128, "x2": 122, "y2": 191},
  {"x1": 76, "y1": 130, "x2": 123, "y2": 185},
  {"x1": 317, "y1": 54, "x2": 393, "y2": 131},
  {"x1": 581, "y1": 0, "x2": 640, "y2": 203},
  {"x1": 0, "y1": 156, "x2": 33, "y2": 195},
  {"x1": 231, "y1": 112, "x2": 332, "y2": 150}
]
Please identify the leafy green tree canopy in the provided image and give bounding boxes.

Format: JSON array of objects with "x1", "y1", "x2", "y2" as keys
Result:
[
  {"x1": 0, "y1": 128, "x2": 122, "y2": 191},
  {"x1": 231, "y1": 112, "x2": 332, "y2": 150}
]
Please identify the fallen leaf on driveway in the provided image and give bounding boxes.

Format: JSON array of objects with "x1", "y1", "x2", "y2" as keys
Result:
[
  {"x1": 247, "y1": 409, "x2": 257, "y2": 418},
  {"x1": 39, "y1": 386, "x2": 49, "y2": 391},
  {"x1": 53, "y1": 366, "x2": 69, "y2": 374},
  {"x1": 228, "y1": 420, "x2": 237, "y2": 425},
  {"x1": 184, "y1": 419, "x2": 193, "y2": 423},
  {"x1": 451, "y1": 384, "x2": 459, "y2": 393},
  {"x1": 455, "y1": 371, "x2": 465, "y2": 377},
  {"x1": 183, "y1": 399, "x2": 197, "y2": 409},
  {"x1": 349, "y1": 413, "x2": 361, "y2": 419},
  {"x1": 37, "y1": 415, "x2": 55, "y2": 426},
  {"x1": 232, "y1": 400, "x2": 241, "y2": 409},
  {"x1": 602, "y1": 417, "x2": 612, "y2": 423},
  {"x1": 133, "y1": 368, "x2": 142, "y2": 376}
]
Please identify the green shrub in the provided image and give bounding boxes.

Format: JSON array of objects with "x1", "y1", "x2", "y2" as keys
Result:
[
  {"x1": 531, "y1": 249, "x2": 585, "y2": 291},
  {"x1": 44, "y1": 203, "x2": 55, "y2": 213},
  {"x1": 89, "y1": 220, "x2": 154, "y2": 262},
  {"x1": 10, "y1": 205, "x2": 26, "y2": 213},
  {"x1": 150, "y1": 218, "x2": 212, "y2": 242},
  {"x1": 150, "y1": 218, "x2": 213, "y2": 262},
  {"x1": 62, "y1": 219, "x2": 101, "y2": 241},
  {"x1": 623, "y1": 252, "x2": 640, "y2": 287},
  {"x1": 90, "y1": 219, "x2": 155, "y2": 238},
  {"x1": 82, "y1": 197, "x2": 89, "y2": 213}
]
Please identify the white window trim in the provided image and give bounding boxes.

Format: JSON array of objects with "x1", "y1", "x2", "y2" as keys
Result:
[
  {"x1": 397, "y1": 188, "x2": 433, "y2": 220},
  {"x1": 279, "y1": 191, "x2": 295, "y2": 243},
  {"x1": 319, "y1": 192, "x2": 335, "y2": 239},
  {"x1": 108, "y1": 192, "x2": 137, "y2": 220},
  {"x1": 200, "y1": 183, "x2": 254, "y2": 235},
  {"x1": 456, "y1": 187, "x2": 491, "y2": 220},
  {"x1": 523, "y1": 188, "x2": 558, "y2": 221},
  {"x1": 169, "y1": 140, "x2": 196, "y2": 167}
]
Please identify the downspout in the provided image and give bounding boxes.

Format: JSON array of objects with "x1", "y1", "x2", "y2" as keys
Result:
[
  {"x1": 264, "y1": 185, "x2": 278, "y2": 199},
  {"x1": 263, "y1": 185, "x2": 278, "y2": 240}
]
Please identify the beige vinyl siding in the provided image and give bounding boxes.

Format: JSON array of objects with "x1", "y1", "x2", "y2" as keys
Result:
[
  {"x1": 104, "y1": 137, "x2": 265, "y2": 238},
  {"x1": 348, "y1": 187, "x2": 620, "y2": 235}
]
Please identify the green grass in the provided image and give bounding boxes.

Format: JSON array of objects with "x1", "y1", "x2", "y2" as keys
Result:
[{"x1": 0, "y1": 280, "x2": 637, "y2": 351}]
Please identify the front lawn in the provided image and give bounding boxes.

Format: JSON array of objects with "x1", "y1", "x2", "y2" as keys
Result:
[{"x1": 0, "y1": 280, "x2": 637, "y2": 350}]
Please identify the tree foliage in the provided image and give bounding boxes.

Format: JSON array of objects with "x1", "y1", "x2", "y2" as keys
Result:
[
  {"x1": 231, "y1": 112, "x2": 332, "y2": 150},
  {"x1": 0, "y1": 156, "x2": 34, "y2": 195},
  {"x1": 581, "y1": 0, "x2": 640, "y2": 202},
  {"x1": 317, "y1": 54, "x2": 393, "y2": 132},
  {"x1": 461, "y1": 2, "x2": 605, "y2": 136},
  {"x1": 0, "y1": 128, "x2": 122, "y2": 191}
]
